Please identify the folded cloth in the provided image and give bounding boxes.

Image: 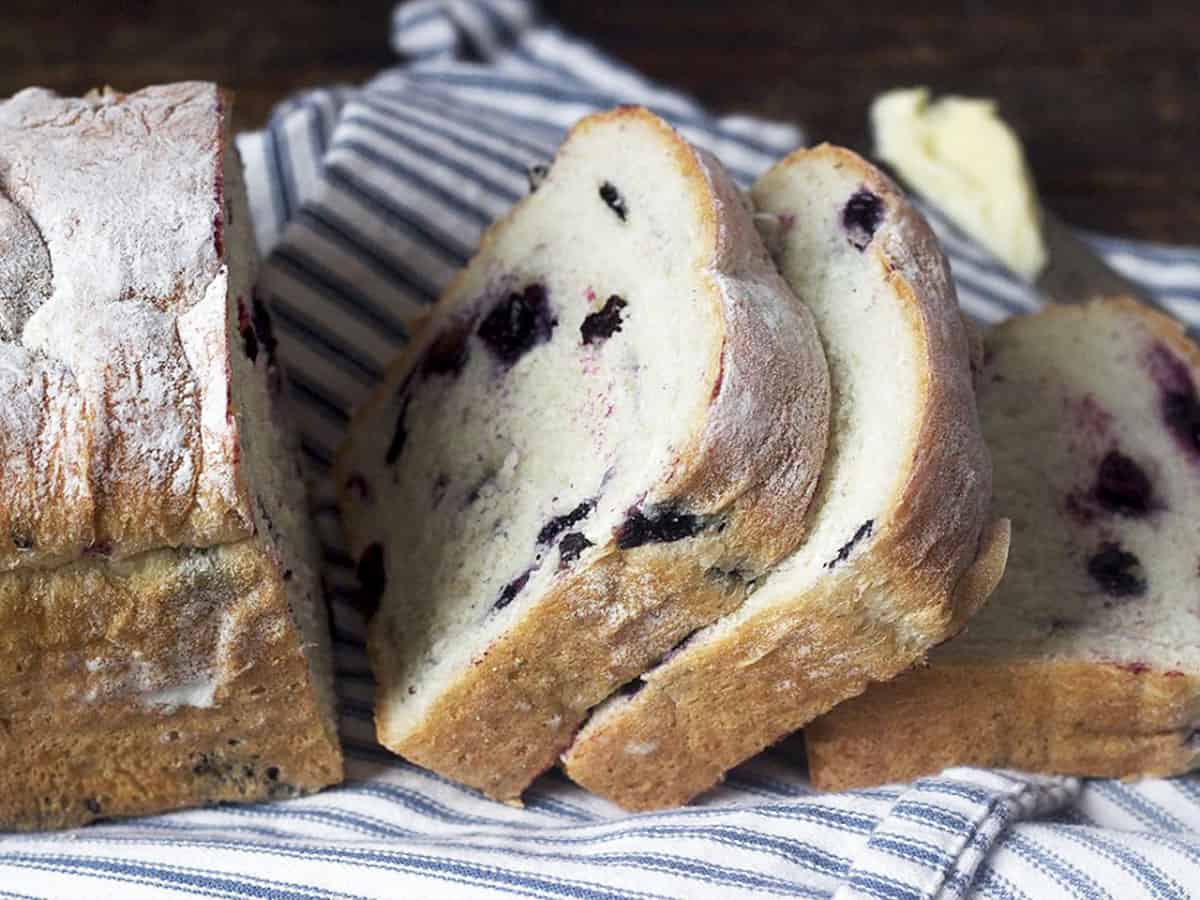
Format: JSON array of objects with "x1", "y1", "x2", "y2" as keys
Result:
[{"x1": 4, "y1": 2, "x2": 1200, "y2": 897}]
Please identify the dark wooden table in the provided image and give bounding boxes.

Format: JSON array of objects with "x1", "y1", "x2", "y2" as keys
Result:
[{"x1": 4, "y1": 1, "x2": 1197, "y2": 244}]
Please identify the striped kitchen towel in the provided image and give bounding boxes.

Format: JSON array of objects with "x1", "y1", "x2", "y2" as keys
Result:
[{"x1": 4, "y1": 1, "x2": 1200, "y2": 897}]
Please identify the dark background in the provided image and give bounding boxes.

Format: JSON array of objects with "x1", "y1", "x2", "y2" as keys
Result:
[{"x1": 4, "y1": 1, "x2": 1197, "y2": 243}]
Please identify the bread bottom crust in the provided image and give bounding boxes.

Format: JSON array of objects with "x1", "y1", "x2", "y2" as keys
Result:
[
  {"x1": 805, "y1": 657, "x2": 1200, "y2": 791},
  {"x1": 0, "y1": 540, "x2": 342, "y2": 830}
]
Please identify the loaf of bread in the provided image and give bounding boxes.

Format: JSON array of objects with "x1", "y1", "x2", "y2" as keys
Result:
[
  {"x1": 335, "y1": 107, "x2": 831, "y2": 803},
  {"x1": 806, "y1": 297, "x2": 1200, "y2": 789},
  {"x1": 0, "y1": 83, "x2": 341, "y2": 829},
  {"x1": 563, "y1": 145, "x2": 1007, "y2": 810}
]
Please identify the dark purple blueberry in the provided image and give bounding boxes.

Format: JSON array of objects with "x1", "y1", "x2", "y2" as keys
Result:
[
  {"x1": 1147, "y1": 344, "x2": 1200, "y2": 461},
  {"x1": 1087, "y1": 542, "x2": 1147, "y2": 598},
  {"x1": 493, "y1": 568, "x2": 532, "y2": 611},
  {"x1": 252, "y1": 296, "x2": 278, "y2": 366},
  {"x1": 558, "y1": 532, "x2": 593, "y2": 567},
  {"x1": 825, "y1": 519, "x2": 874, "y2": 569},
  {"x1": 599, "y1": 181, "x2": 627, "y2": 221},
  {"x1": 421, "y1": 317, "x2": 474, "y2": 378},
  {"x1": 527, "y1": 163, "x2": 549, "y2": 193},
  {"x1": 384, "y1": 395, "x2": 412, "y2": 465},
  {"x1": 10, "y1": 531, "x2": 32, "y2": 551},
  {"x1": 477, "y1": 284, "x2": 557, "y2": 366},
  {"x1": 617, "y1": 504, "x2": 709, "y2": 549},
  {"x1": 1093, "y1": 450, "x2": 1154, "y2": 517},
  {"x1": 345, "y1": 474, "x2": 371, "y2": 502},
  {"x1": 237, "y1": 297, "x2": 259, "y2": 363},
  {"x1": 581, "y1": 295, "x2": 628, "y2": 345},
  {"x1": 355, "y1": 543, "x2": 386, "y2": 619},
  {"x1": 842, "y1": 189, "x2": 885, "y2": 251},
  {"x1": 265, "y1": 766, "x2": 280, "y2": 781},
  {"x1": 538, "y1": 500, "x2": 595, "y2": 545}
]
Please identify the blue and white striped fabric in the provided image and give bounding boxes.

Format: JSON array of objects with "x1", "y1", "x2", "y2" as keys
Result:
[{"x1": 5, "y1": 2, "x2": 1200, "y2": 897}]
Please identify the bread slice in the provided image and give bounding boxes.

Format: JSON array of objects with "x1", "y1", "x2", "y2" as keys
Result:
[
  {"x1": 335, "y1": 107, "x2": 831, "y2": 803},
  {"x1": 0, "y1": 83, "x2": 341, "y2": 829},
  {"x1": 806, "y1": 297, "x2": 1200, "y2": 789},
  {"x1": 563, "y1": 145, "x2": 1008, "y2": 810}
]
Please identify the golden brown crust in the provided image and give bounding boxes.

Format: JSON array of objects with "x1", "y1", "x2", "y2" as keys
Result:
[
  {"x1": 563, "y1": 145, "x2": 1006, "y2": 810},
  {"x1": 338, "y1": 107, "x2": 830, "y2": 802},
  {"x1": 0, "y1": 540, "x2": 342, "y2": 830},
  {"x1": 805, "y1": 658, "x2": 1200, "y2": 790}
]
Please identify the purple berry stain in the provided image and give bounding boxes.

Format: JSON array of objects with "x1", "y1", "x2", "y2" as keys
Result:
[
  {"x1": 477, "y1": 284, "x2": 557, "y2": 366},
  {"x1": 581, "y1": 295, "x2": 628, "y2": 345},
  {"x1": 1147, "y1": 343, "x2": 1200, "y2": 462},
  {"x1": 843, "y1": 189, "x2": 885, "y2": 251},
  {"x1": 1087, "y1": 542, "x2": 1147, "y2": 598},
  {"x1": 617, "y1": 504, "x2": 709, "y2": 549}
]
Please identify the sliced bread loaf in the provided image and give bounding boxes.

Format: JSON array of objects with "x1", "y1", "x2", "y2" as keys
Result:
[
  {"x1": 335, "y1": 107, "x2": 831, "y2": 803},
  {"x1": 806, "y1": 297, "x2": 1200, "y2": 789},
  {"x1": 562, "y1": 145, "x2": 1008, "y2": 810}
]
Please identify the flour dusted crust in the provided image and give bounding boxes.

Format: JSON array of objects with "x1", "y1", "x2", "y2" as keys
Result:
[
  {"x1": 0, "y1": 83, "x2": 252, "y2": 569},
  {"x1": 0, "y1": 83, "x2": 341, "y2": 829},
  {"x1": 563, "y1": 146, "x2": 1006, "y2": 810},
  {"x1": 336, "y1": 107, "x2": 830, "y2": 802},
  {"x1": 806, "y1": 298, "x2": 1200, "y2": 789}
]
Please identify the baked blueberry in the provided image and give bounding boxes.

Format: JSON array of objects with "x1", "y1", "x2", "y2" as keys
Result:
[
  {"x1": 1093, "y1": 450, "x2": 1153, "y2": 516},
  {"x1": 558, "y1": 532, "x2": 592, "y2": 567},
  {"x1": 538, "y1": 500, "x2": 595, "y2": 544},
  {"x1": 422, "y1": 317, "x2": 475, "y2": 378},
  {"x1": 477, "y1": 284, "x2": 557, "y2": 366},
  {"x1": 617, "y1": 504, "x2": 708, "y2": 549},
  {"x1": 842, "y1": 189, "x2": 885, "y2": 251},
  {"x1": 494, "y1": 568, "x2": 532, "y2": 611},
  {"x1": 1148, "y1": 344, "x2": 1200, "y2": 459},
  {"x1": 581, "y1": 295, "x2": 628, "y2": 345},
  {"x1": 825, "y1": 519, "x2": 874, "y2": 569},
  {"x1": 599, "y1": 181, "x2": 627, "y2": 221},
  {"x1": 1087, "y1": 542, "x2": 1147, "y2": 598}
]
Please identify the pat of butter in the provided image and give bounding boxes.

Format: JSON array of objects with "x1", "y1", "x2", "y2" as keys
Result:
[{"x1": 871, "y1": 88, "x2": 1048, "y2": 281}]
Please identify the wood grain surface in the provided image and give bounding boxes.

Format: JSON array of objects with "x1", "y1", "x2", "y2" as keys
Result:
[{"x1": 3, "y1": 1, "x2": 1197, "y2": 244}]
